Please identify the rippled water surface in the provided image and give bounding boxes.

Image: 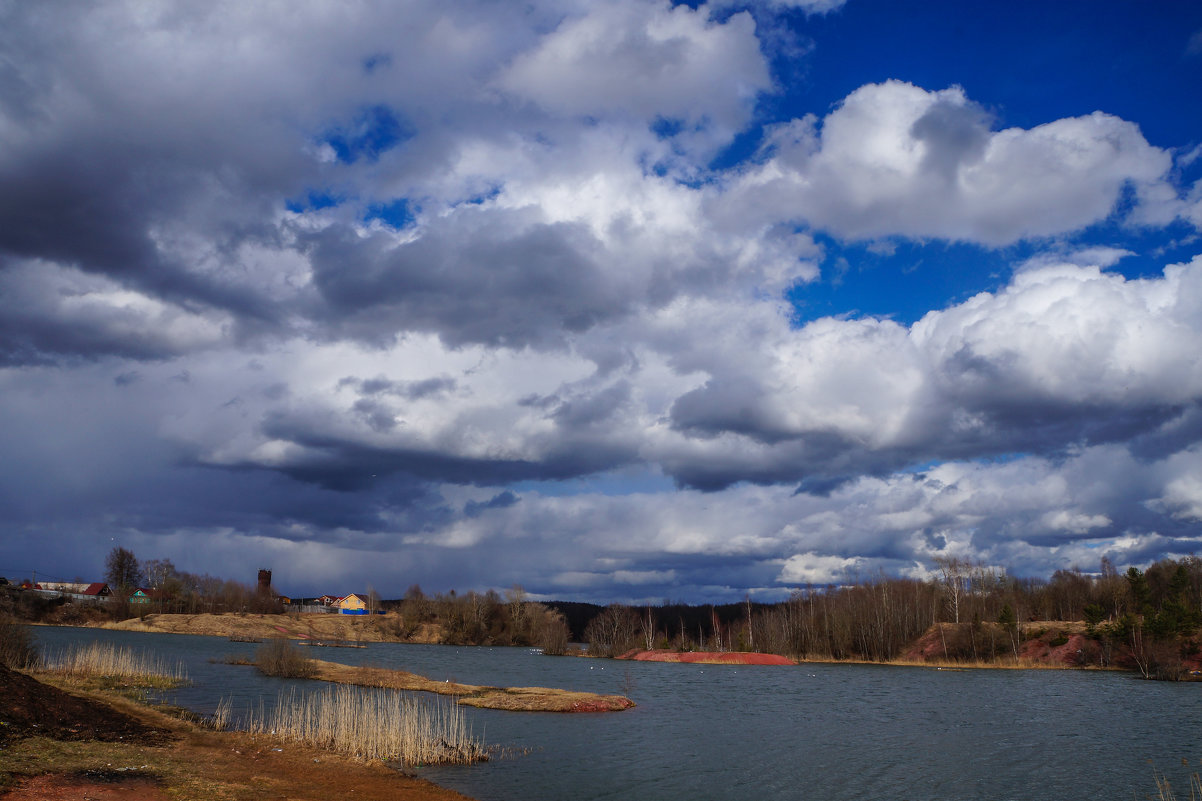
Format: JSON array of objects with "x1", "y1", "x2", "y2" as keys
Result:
[{"x1": 33, "y1": 626, "x2": 1202, "y2": 800}]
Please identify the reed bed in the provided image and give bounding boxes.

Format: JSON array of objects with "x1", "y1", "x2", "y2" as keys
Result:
[
  {"x1": 236, "y1": 685, "x2": 485, "y2": 766},
  {"x1": 42, "y1": 641, "x2": 188, "y2": 688}
]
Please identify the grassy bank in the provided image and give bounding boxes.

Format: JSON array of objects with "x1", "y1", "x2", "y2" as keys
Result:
[
  {"x1": 305, "y1": 658, "x2": 635, "y2": 712},
  {"x1": 1, "y1": 666, "x2": 476, "y2": 800},
  {"x1": 102, "y1": 611, "x2": 443, "y2": 644}
]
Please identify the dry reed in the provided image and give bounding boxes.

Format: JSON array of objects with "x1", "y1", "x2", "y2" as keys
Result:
[
  {"x1": 1152, "y1": 762, "x2": 1202, "y2": 801},
  {"x1": 237, "y1": 685, "x2": 484, "y2": 766},
  {"x1": 212, "y1": 696, "x2": 233, "y2": 731},
  {"x1": 42, "y1": 641, "x2": 188, "y2": 687}
]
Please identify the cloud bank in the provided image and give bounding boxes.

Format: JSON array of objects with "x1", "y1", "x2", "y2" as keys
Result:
[{"x1": 1, "y1": 0, "x2": 1201, "y2": 601}]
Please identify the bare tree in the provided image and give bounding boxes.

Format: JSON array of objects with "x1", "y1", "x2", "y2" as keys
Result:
[
  {"x1": 143, "y1": 558, "x2": 177, "y2": 589},
  {"x1": 934, "y1": 556, "x2": 972, "y2": 623},
  {"x1": 584, "y1": 604, "x2": 640, "y2": 657},
  {"x1": 105, "y1": 547, "x2": 142, "y2": 592},
  {"x1": 640, "y1": 606, "x2": 656, "y2": 651},
  {"x1": 506, "y1": 585, "x2": 528, "y2": 639}
]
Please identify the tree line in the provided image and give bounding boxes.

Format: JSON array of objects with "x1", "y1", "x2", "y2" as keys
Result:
[
  {"x1": 9, "y1": 547, "x2": 1201, "y2": 678},
  {"x1": 571, "y1": 556, "x2": 1202, "y2": 679}
]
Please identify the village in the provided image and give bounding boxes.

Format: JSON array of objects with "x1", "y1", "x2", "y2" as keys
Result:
[{"x1": 2, "y1": 569, "x2": 380, "y2": 616}]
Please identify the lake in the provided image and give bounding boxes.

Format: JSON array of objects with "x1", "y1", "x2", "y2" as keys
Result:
[{"x1": 32, "y1": 626, "x2": 1201, "y2": 800}]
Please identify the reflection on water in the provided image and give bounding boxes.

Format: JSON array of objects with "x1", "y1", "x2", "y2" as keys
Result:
[{"x1": 32, "y1": 626, "x2": 1202, "y2": 801}]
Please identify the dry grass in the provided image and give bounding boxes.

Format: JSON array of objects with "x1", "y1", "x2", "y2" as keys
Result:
[
  {"x1": 231, "y1": 685, "x2": 484, "y2": 766},
  {"x1": 41, "y1": 642, "x2": 188, "y2": 688},
  {"x1": 309, "y1": 658, "x2": 635, "y2": 712},
  {"x1": 105, "y1": 612, "x2": 443, "y2": 644}
]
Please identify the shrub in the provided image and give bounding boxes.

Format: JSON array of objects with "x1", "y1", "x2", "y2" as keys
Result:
[
  {"x1": 0, "y1": 615, "x2": 37, "y2": 669},
  {"x1": 255, "y1": 638, "x2": 317, "y2": 678}
]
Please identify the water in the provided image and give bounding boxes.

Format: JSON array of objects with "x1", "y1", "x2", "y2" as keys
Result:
[{"x1": 31, "y1": 626, "x2": 1202, "y2": 800}]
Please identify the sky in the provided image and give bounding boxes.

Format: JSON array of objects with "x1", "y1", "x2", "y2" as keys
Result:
[{"x1": 2, "y1": 0, "x2": 1202, "y2": 603}]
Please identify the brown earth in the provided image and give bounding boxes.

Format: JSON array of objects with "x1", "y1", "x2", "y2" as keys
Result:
[
  {"x1": 307, "y1": 659, "x2": 635, "y2": 712},
  {"x1": 2, "y1": 772, "x2": 170, "y2": 801},
  {"x1": 617, "y1": 649, "x2": 797, "y2": 665},
  {"x1": 0, "y1": 664, "x2": 171, "y2": 745},
  {"x1": 901, "y1": 622, "x2": 1095, "y2": 666},
  {"x1": 0, "y1": 666, "x2": 475, "y2": 801},
  {"x1": 102, "y1": 612, "x2": 441, "y2": 644}
]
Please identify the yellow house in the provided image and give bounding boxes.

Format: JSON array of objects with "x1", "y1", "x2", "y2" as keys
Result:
[{"x1": 338, "y1": 593, "x2": 368, "y2": 615}]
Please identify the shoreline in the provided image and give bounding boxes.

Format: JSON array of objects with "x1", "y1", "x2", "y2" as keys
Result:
[
  {"x1": 37, "y1": 615, "x2": 1199, "y2": 679},
  {"x1": 42, "y1": 618, "x2": 636, "y2": 712},
  {"x1": 0, "y1": 665, "x2": 478, "y2": 801}
]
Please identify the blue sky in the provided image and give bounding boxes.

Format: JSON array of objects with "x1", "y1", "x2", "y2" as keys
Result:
[{"x1": 1, "y1": 0, "x2": 1202, "y2": 602}]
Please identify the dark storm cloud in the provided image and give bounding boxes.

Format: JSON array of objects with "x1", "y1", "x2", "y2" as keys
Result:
[
  {"x1": 666, "y1": 381, "x2": 1195, "y2": 493},
  {"x1": 1128, "y1": 403, "x2": 1202, "y2": 460},
  {"x1": 253, "y1": 413, "x2": 637, "y2": 491},
  {"x1": 0, "y1": 132, "x2": 305, "y2": 336},
  {"x1": 339, "y1": 375, "x2": 457, "y2": 400},
  {"x1": 306, "y1": 212, "x2": 630, "y2": 349}
]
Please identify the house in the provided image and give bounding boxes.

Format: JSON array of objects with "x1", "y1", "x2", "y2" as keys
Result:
[
  {"x1": 129, "y1": 588, "x2": 166, "y2": 604},
  {"x1": 316, "y1": 594, "x2": 340, "y2": 606},
  {"x1": 337, "y1": 593, "x2": 369, "y2": 615},
  {"x1": 33, "y1": 582, "x2": 111, "y2": 602}
]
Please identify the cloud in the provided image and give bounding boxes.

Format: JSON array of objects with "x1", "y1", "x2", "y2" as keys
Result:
[
  {"x1": 778, "y1": 553, "x2": 863, "y2": 584},
  {"x1": 731, "y1": 81, "x2": 1175, "y2": 245},
  {"x1": 496, "y1": 1, "x2": 770, "y2": 156},
  {"x1": 0, "y1": 260, "x2": 231, "y2": 365},
  {"x1": 658, "y1": 255, "x2": 1202, "y2": 489}
]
